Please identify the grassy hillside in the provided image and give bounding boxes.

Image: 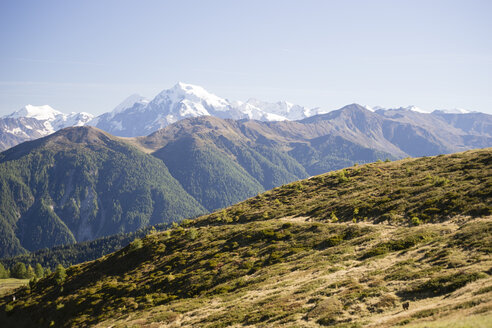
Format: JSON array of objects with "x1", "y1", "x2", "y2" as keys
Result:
[
  {"x1": 0, "y1": 126, "x2": 205, "y2": 257},
  {"x1": 205, "y1": 148, "x2": 491, "y2": 226},
  {"x1": 0, "y1": 148, "x2": 490, "y2": 327},
  {"x1": 0, "y1": 279, "x2": 28, "y2": 297}
]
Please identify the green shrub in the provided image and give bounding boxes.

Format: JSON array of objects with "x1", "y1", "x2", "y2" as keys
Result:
[
  {"x1": 402, "y1": 271, "x2": 487, "y2": 297},
  {"x1": 330, "y1": 211, "x2": 338, "y2": 223},
  {"x1": 310, "y1": 297, "x2": 343, "y2": 326},
  {"x1": 186, "y1": 228, "x2": 198, "y2": 240},
  {"x1": 128, "y1": 238, "x2": 143, "y2": 252},
  {"x1": 337, "y1": 170, "x2": 349, "y2": 183},
  {"x1": 361, "y1": 246, "x2": 388, "y2": 259},
  {"x1": 318, "y1": 235, "x2": 343, "y2": 249},
  {"x1": 411, "y1": 216, "x2": 421, "y2": 226}
]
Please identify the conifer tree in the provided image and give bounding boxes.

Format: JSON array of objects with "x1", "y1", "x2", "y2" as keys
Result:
[
  {"x1": 11, "y1": 262, "x2": 27, "y2": 279},
  {"x1": 34, "y1": 263, "x2": 44, "y2": 278},
  {"x1": 54, "y1": 264, "x2": 66, "y2": 285},
  {"x1": 26, "y1": 265, "x2": 35, "y2": 279},
  {"x1": 0, "y1": 263, "x2": 8, "y2": 278}
]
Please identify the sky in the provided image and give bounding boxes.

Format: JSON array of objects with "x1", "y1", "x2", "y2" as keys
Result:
[{"x1": 0, "y1": 0, "x2": 491, "y2": 116}]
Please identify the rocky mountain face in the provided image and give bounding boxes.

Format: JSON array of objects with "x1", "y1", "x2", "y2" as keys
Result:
[
  {"x1": 0, "y1": 117, "x2": 53, "y2": 151},
  {"x1": 134, "y1": 103, "x2": 492, "y2": 176}
]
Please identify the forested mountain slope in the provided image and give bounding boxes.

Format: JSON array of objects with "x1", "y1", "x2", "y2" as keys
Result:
[{"x1": 0, "y1": 126, "x2": 205, "y2": 257}]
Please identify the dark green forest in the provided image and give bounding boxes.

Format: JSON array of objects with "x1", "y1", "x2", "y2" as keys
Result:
[
  {"x1": 0, "y1": 127, "x2": 205, "y2": 258},
  {"x1": 0, "y1": 223, "x2": 170, "y2": 275}
]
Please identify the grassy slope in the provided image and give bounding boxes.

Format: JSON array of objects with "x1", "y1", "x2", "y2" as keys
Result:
[
  {"x1": 0, "y1": 148, "x2": 491, "y2": 328},
  {"x1": 0, "y1": 279, "x2": 28, "y2": 297}
]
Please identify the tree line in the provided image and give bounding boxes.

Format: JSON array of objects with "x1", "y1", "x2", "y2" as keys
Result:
[{"x1": 0, "y1": 262, "x2": 51, "y2": 279}]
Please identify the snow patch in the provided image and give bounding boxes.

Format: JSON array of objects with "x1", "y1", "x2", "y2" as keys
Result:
[
  {"x1": 433, "y1": 108, "x2": 473, "y2": 114},
  {"x1": 7, "y1": 104, "x2": 63, "y2": 121}
]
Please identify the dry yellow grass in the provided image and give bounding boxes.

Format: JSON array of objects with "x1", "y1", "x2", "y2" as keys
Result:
[{"x1": 0, "y1": 279, "x2": 28, "y2": 296}]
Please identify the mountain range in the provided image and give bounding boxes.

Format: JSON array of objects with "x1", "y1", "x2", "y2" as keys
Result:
[
  {"x1": 0, "y1": 101, "x2": 491, "y2": 257},
  {"x1": 0, "y1": 83, "x2": 491, "y2": 258},
  {"x1": 2, "y1": 82, "x2": 491, "y2": 151}
]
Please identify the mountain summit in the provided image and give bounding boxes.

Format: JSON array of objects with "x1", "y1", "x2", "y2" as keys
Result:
[
  {"x1": 0, "y1": 105, "x2": 94, "y2": 150},
  {"x1": 7, "y1": 104, "x2": 94, "y2": 131},
  {"x1": 90, "y1": 82, "x2": 321, "y2": 137}
]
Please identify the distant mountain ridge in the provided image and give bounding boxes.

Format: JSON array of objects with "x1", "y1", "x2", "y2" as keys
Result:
[
  {"x1": 0, "y1": 105, "x2": 93, "y2": 150},
  {"x1": 3, "y1": 82, "x2": 489, "y2": 151}
]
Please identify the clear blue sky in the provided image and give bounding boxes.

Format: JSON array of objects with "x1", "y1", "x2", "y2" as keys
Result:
[{"x1": 1, "y1": 0, "x2": 491, "y2": 115}]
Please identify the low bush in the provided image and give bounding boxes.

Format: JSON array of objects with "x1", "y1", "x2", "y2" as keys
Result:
[{"x1": 401, "y1": 271, "x2": 487, "y2": 298}]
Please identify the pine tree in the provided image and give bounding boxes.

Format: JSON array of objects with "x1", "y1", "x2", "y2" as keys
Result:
[
  {"x1": 54, "y1": 264, "x2": 66, "y2": 285},
  {"x1": 26, "y1": 265, "x2": 35, "y2": 279},
  {"x1": 0, "y1": 263, "x2": 9, "y2": 278},
  {"x1": 34, "y1": 263, "x2": 44, "y2": 278}
]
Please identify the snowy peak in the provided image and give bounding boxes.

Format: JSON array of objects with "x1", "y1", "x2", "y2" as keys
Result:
[
  {"x1": 374, "y1": 105, "x2": 430, "y2": 114},
  {"x1": 402, "y1": 105, "x2": 430, "y2": 114},
  {"x1": 6, "y1": 104, "x2": 94, "y2": 126},
  {"x1": 153, "y1": 82, "x2": 230, "y2": 110},
  {"x1": 7, "y1": 104, "x2": 63, "y2": 121},
  {"x1": 51, "y1": 112, "x2": 95, "y2": 130},
  {"x1": 92, "y1": 82, "x2": 334, "y2": 137},
  {"x1": 4, "y1": 104, "x2": 94, "y2": 135},
  {"x1": 112, "y1": 94, "x2": 149, "y2": 115},
  {"x1": 241, "y1": 98, "x2": 325, "y2": 121},
  {"x1": 432, "y1": 108, "x2": 473, "y2": 114},
  {"x1": 0, "y1": 105, "x2": 94, "y2": 151}
]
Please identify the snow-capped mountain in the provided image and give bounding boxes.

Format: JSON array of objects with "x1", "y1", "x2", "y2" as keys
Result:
[
  {"x1": 432, "y1": 108, "x2": 474, "y2": 114},
  {"x1": 90, "y1": 82, "x2": 322, "y2": 137},
  {"x1": 7, "y1": 104, "x2": 94, "y2": 132},
  {"x1": 1, "y1": 82, "x2": 490, "y2": 151},
  {"x1": 0, "y1": 105, "x2": 94, "y2": 151},
  {"x1": 234, "y1": 98, "x2": 326, "y2": 121},
  {"x1": 373, "y1": 105, "x2": 431, "y2": 114}
]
